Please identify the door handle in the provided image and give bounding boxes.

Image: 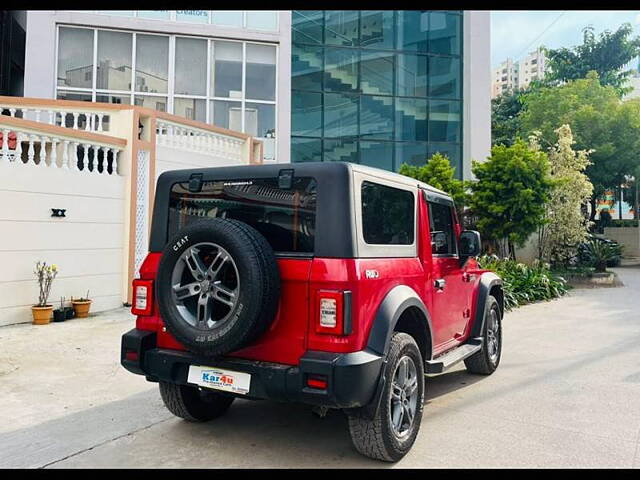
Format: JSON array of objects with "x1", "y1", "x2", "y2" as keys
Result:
[{"x1": 434, "y1": 278, "x2": 446, "y2": 290}]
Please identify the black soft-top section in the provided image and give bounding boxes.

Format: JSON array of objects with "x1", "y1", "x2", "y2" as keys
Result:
[{"x1": 149, "y1": 162, "x2": 357, "y2": 258}]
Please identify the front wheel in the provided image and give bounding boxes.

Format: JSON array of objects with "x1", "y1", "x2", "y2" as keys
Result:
[
  {"x1": 347, "y1": 332, "x2": 425, "y2": 462},
  {"x1": 159, "y1": 381, "x2": 234, "y2": 422},
  {"x1": 464, "y1": 295, "x2": 502, "y2": 375}
]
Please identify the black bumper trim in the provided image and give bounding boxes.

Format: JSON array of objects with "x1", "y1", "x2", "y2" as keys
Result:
[{"x1": 120, "y1": 328, "x2": 383, "y2": 409}]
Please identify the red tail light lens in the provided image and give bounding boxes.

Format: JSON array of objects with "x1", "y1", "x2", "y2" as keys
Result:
[{"x1": 131, "y1": 280, "x2": 154, "y2": 316}]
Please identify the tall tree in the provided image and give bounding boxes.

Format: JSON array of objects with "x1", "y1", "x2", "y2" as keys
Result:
[
  {"x1": 398, "y1": 153, "x2": 466, "y2": 211},
  {"x1": 520, "y1": 73, "x2": 640, "y2": 220},
  {"x1": 491, "y1": 80, "x2": 547, "y2": 147},
  {"x1": 468, "y1": 140, "x2": 552, "y2": 259},
  {"x1": 491, "y1": 89, "x2": 524, "y2": 147},
  {"x1": 529, "y1": 125, "x2": 593, "y2": 266},
  {"x1": 545, "y1": 23, "x2": 640, "y2": 96}
]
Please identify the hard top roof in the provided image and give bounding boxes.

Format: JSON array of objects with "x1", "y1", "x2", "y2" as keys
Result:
[{"x1": 156, "y1": 161, "x2": 449, "y2": 198}]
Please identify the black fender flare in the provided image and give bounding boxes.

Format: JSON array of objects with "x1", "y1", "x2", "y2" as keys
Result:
[
  {"x1": 349, "y1": 285, "x2": 433, "y2": 420},
  {"x1": 470, "y1": 272, "x2": 504, "y2": 338},
  {"x1": 366, "y1": 284, "x2": 433, "y2": 359}
]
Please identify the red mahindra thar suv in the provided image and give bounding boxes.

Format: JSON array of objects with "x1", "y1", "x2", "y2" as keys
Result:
[{"x1": 121, "y1": 162, "x2": 504, "y2": 462}]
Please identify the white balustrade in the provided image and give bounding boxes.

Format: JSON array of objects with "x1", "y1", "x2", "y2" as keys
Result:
[
  {"x1": 0, "y1": 105, "x2": 114, "y2": 133},
  {"x1": 155, "y1": 118, "x2": 254, "y2": 164},
  {"x1": 0, "y1": 118, "x2": 124, "y2": 176}
]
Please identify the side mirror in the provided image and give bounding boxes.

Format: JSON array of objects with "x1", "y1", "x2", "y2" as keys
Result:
[
  {"x1": 431, "y1": 231, "x2": 447, "y2": 253},
  {"x1": 460, "y1": 230, "x2": 481, "y2": 259}
]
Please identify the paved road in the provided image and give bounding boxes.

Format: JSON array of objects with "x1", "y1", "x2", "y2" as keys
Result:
[{"x1": 1, "y1": 267, "x2": 640, "y2": 468}]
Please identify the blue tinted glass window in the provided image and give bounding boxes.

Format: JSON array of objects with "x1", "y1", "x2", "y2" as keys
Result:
[
  {"x1": 292, "y1": 91, "x2": 323, "y2": 137},
  {"x1": 324, "y1": 138, "x2": 358, "y2": 163},
  {"x1": 360, "y1": 11, "x2": 394, "y2": 49},
  {"x1": 361, "y1": 51, "x2": 394, "y2": 95},
  {"x1": 395, "y1": 142, "x2": 428, "y2": 169},
  {"x1": 429, "y1": 56, "x2": 461, "y2": 99},
  {"x1": 325, "y1": 48, "x2": 359, "y2": 93},
  {"x1": 292, "y1": 44, "x2": 323, "y2": 91},
  {"x1": 324, "y1": 92, "x2": 358, "y2": 137},
  {"x1": 291, "y1": 10, "x2": 463, "y2": 173},
  {"x1": 396, "y1": 53, "x2": 428, "y2": 97},
  {"x1": 360, "y1": 95, "x2": 394, "y2": 140},
  {"x1": 293, "y1": 11, "x2": 323, "y2": 44},
  {"x1": 396, "y1": 11, "x2": 429, "y2": 52},
  {"x1": 429, "y1": 12, "x2": 460, "y2": 55},
  {"x1": 325, "y1": 11, "x2": 359, "y2": 47},
  {"x1": 429, "y1": 100, "x2": 461, "y2": 142},
  {"x1": 395, "y1": 97, "x2": 427, "y2": 142},
  {"x1": 360, "y1": 141, "x2": 394, "y2": 171},
  {"x1": 292, "y1": 137, "x2": 322, "y2": 162}
]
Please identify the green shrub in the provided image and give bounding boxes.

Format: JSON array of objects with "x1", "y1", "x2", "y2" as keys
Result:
[
  {"x1": 580, "y1": 239, "x2": 622, "y2": 272},
  {"x1": 477, "y1": 255, "x2": 569, "y2": 310}
]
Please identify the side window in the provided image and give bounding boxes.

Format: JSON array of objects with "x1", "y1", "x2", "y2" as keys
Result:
[
  {"x1": 428, "y1": 202, "x2": 457, "y2": 255},
  {"x1": 362, "y1": 181, "x2": 414, "y2": 245}
]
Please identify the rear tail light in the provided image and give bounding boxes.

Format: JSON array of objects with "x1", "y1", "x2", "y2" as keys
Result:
[
  {"x1": 315, "y1": 290, "x2": 351, "y2": 335},
  {"x1": 131, "y1": 279, "x2": 154, "y2": 316}
]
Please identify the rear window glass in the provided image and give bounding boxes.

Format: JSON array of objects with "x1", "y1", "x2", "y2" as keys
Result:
[
  {"x1": 361, "y1": 181, "x2": 414, "y2": 245},
  {"x1": 168, "y1": 177, "x2": 317, "y2": 254}
]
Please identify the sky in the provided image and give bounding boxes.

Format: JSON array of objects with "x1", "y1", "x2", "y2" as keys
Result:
[{"x1": 491, "y1": 10, "x2": 640, "y2": 68}]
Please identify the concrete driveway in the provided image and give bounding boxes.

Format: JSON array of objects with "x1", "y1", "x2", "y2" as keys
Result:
[{"x1": 1, "y1": 266, "x2": 639, "y2": 468}]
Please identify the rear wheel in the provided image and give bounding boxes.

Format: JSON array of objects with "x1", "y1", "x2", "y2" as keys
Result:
[
  {"x1": 347, "y1": 332, "x2": 425, "y2": 462},
  {"x1": 159, "y1": 381, "x2": 234, "y2": 422},
  {"x1": 464, "y1": 295, "x2": 502, "y2": 375}
]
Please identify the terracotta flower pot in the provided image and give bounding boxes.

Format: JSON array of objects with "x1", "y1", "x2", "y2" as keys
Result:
[
  {"x1": 31, "y1": 305, "x2": 53, "y2": 325},
  {"x1": 72, "y1": 300, "x2": 92, "y2": 318}
]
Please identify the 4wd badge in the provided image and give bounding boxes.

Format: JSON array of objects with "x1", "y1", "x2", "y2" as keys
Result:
[{"x1": 365, "y1": 269, "x2": 379, "y2": 279}]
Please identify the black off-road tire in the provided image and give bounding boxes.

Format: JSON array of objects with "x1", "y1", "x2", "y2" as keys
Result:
[
  {"x1": 159, "y1": 381, "x2": 234, "y2": 422},
  {"x1": 464, "y1": 295, "x2": 502, "y2": 375},
  {"x1": 347, "y1": 332, "x2": 425, "y2": 462},
  {"x1": 156, "y1": 219, "x2": 280, "y2": 356}
]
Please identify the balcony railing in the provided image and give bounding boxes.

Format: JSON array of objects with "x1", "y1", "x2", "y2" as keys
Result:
[{"x1": 0, "y1": 115, "x2": 125, "y2": 174}]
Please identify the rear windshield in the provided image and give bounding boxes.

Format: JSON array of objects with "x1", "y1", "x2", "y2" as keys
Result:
[{"x1": 168, "y1": 177, "x2": 317, "y2": 254}]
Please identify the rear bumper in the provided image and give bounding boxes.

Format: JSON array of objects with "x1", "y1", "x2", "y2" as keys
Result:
[{"x1": 121, "y1": 328, "x2": 383, "y2": 409}]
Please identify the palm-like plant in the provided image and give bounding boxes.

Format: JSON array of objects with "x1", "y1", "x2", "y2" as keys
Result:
[{"x1": 582, "y1": 239, "x2": 622, "y2": 273}]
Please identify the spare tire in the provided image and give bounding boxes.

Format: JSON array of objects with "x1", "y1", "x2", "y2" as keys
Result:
[{"x1": 156, "y1": 219, "x2": 280, "y2": 356}]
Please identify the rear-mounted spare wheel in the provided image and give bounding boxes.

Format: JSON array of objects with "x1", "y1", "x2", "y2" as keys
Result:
[{"x1": 156, "y1": 219, "x2": 281, "y2": 356}]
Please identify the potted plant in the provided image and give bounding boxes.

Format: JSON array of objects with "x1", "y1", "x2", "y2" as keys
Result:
[
  {"x1": 72, "y1": 290, "x2": 92, "y2": 318},
  {"x1": 64, "y1": 301, "x2": 75, "y2": 319},
  {"x1": 32, "y1": 261, "x2": 58, "y2": 325},
  {"x1": 53, "y1": 296, "x2": 66, "y2": 322}
]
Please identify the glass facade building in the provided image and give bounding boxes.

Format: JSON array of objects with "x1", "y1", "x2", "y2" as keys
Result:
[{"x1": 291, "y1": 10, "x2": 463, "y2": 176}]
